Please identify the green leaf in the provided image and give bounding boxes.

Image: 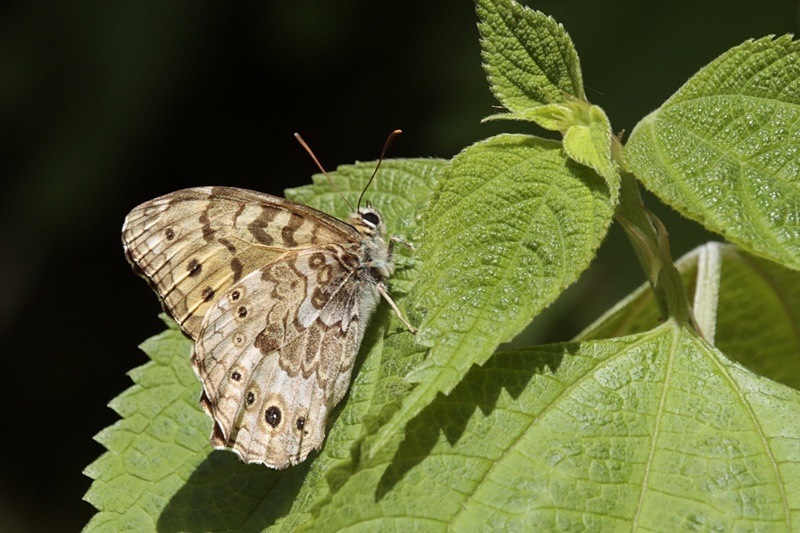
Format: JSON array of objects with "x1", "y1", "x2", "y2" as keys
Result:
[
  {"x1": 305, "y1": 321, "x2": 800, "y2": 531},
  {"x1": 83, "y1": 319, "x2": 216, "y2": 532},
  {"x1": 626, "y1": 35, "x2": 800, "y2": 271},
  {"x1": 478, "y1": 0, "x2": 584, "y2": 112},
  {"x1": 579, "y1": 242, "x2": 800, "y2": 390},
  {"x1": 562, "y1": 103, "x2": 619, "y2": 192},
  {"x1": 483, "y1": 102, "x2": 574, "y2": 130},
  {"x1": 86, "y1": 159, "x2": 445, "y2": 532},
  {"x1": 477, "y1": 0, "x2": 617, "y2": 194},
  {"x1": 83, "y1": 317, "x2": 400, "y2": 533},
  {"x1": 369, "y1": 133, "x2": 615, "y2": 456},
  {"x1": 486, "y1": 102, "x2": 619, "y2": 193},
  {"x1": 713, "y1": 245, "x2": 800, "y2": 390}
]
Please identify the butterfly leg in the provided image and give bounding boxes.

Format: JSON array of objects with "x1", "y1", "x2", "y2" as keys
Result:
[
  {"x1": 388, "y1": 236, "x2": 414, "y2": 254},
  {"x1": 377, "y1": 282, "x2": 417, "y2": 334}
]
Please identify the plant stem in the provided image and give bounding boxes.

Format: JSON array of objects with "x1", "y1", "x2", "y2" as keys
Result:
[{"x1": 612, "y1": 136, "x2": 698, "y2": 331}]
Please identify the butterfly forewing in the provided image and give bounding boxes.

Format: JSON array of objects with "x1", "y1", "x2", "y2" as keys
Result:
[
  {"x1": 122, "y1": 186, "x2": 359, "y2": 339},
  {"x1": 122, "y1": 185, "x2": 398, "y2": 469}
]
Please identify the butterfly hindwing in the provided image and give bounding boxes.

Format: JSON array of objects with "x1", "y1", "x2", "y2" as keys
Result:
[{"x1": 193, "y1": 245, "x2": 376, "y2": 468}]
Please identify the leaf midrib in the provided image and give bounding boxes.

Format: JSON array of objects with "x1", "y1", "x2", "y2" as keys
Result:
[
  {"x1": 447, "y1": 329, "x2": 669, "y2": 530},
  {"x1": 630, "y1": 323, "x2": 676, "y2": 530}
]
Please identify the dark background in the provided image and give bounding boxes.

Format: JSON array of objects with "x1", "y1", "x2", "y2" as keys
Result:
[{"x1": 0, "y1": 1, "x2": 796, "y2": 531}]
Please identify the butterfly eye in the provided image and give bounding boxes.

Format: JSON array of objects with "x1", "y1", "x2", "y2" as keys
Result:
[{"x1": 362, "y1": 212, "x2": 380, "y2": 226}]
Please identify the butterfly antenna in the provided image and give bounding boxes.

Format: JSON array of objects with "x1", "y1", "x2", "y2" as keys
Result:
[
  {"x1": 357, "y1": 129, "x2": 402, "y2": 210},
  {"x1": 294, "y1": 132, "x2": 355, "y2": 212}
]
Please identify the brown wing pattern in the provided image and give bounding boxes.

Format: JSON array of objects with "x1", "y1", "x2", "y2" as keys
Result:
[
  {"x1": 122, "y1": 186, "x2": 359, "y2": 339},
  {"x1": 194, "y1": 245, "x2": 379, "y2": 468}
]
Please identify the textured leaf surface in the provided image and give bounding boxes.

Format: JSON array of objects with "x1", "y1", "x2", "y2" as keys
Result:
[
  {"x1": 478, "y1": 0, "x2": 617, "y2": 195},
  {"x1": 85, "y1": 159, "x2": 444, "y2": 532},
  {"x1": 478, "y1": 0, "x2": 584, "y2": 111},
  {"x1": 370, "y1": 134, "x2": 615, "y2": 455},
  {"x1": 562, "y1": 103, "x2": 618, "y2": 192},
  {"x1": 83, "y1": 321, "x2": 218, "y2": 532},
  {"x1": 306, "y1": 321, "x2": 800, "y2": 531},
  {"x1": 626, "y1": 36, "x2": 800, "y2": 270}
]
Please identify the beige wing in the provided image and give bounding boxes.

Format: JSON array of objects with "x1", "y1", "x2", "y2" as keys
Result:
[
  {"x1": 122, "y1": 186, "x2": 359, "y2": 339},
  {"x1": 194, "y1": 245, "x2": 380, "y2": 469}
]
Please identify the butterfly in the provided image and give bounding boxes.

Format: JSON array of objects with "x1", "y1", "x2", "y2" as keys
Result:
[{"x1": 122, "y1": 132, "x2": 414, "y2": 469}]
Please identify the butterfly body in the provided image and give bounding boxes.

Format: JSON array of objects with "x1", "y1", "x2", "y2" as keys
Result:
[{"x1": 123, "y1": 186, "x2": 399, "y2": 468}]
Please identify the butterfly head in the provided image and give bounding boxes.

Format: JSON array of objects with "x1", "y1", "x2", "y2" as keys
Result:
[
  {"x1": 346, "y1": 204, "x2": 395, "y2": 280},
  {"x1": 349, "y1": 204, "x2": 386, "y2": 238}
]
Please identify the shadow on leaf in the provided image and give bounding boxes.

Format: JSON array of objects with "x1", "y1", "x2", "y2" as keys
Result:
[
  {"x1": 375, "y1": 345, "x2": 569, "y2": 500},
  {"x1": 157, "y1": 449, "x2": 312, "y2": 533}
]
